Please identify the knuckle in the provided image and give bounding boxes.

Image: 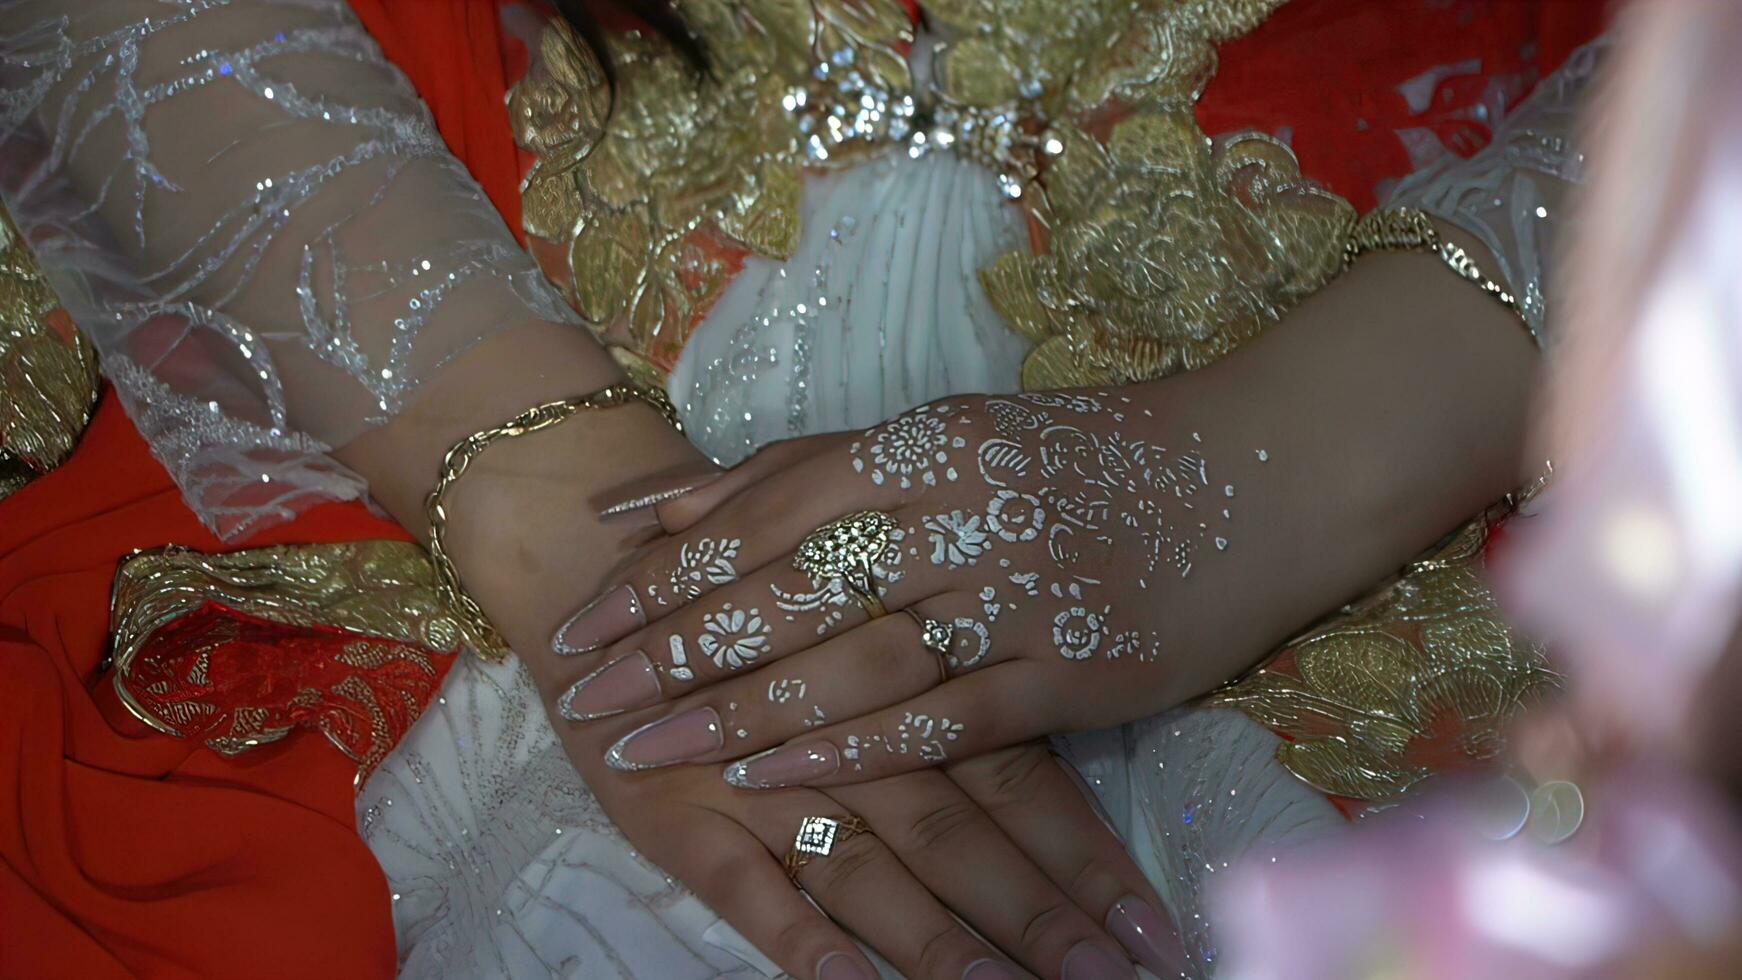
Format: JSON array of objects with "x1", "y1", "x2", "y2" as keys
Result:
[
  {"x1": 1067, "y1": 855, "x2": 1124, "y2": 902},
  {"x1": 900, "y1": 799, "x2": 989, "y2": 854},
  {"x1": 802, "y1": 832, "x2": 882, "y2": 895},
  {"x1": 767, "y1": 916, "x2": 828, "y2": 969},
  {"x1": 913, "y1": 922, "x2": 973, "y2": 980},
  {"x1": 976, "y1": 744, "x2": 1054, "y2": 811},
  {"x1": 1018, "y1": 900, "x2": 1083, "y2": 958}
]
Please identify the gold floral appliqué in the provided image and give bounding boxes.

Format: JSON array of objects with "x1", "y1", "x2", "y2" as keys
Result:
[
  {"x1": 0, "y1": 209, "x2": 99, "y2": 501},
  {"x1": 110, "y1": 541, "x2": 464, "y2": 776},
  {"x1": 1209, "y1": 518, "x2": 1558, "y2": 803}
]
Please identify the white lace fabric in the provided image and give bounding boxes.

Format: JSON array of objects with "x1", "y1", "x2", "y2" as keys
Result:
[
  {"x1": 1387, "y1": 37, "x2": 1608, "y2": 345},
  {"x1": 0, "y1": 0, "x2": 579, "y2": 537}
]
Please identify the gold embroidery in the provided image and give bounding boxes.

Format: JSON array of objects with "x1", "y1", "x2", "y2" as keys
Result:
[
  {"x1": 1209, "y1": 519, "x2": 1559, "y2": 801},
  {"x1": 986, "y1": 126, "x2": 1354, "y2": 387},
  {"x1": 111, "y1": 541, "x2": 465, "y2": 672},
  {"x1": 512, "y1": 5, "x2": 914, "y2": 368},
  {"x1": 110, "y1": 541, "x2": 463, "y2": 775},
  {"x1": 0, "y1": 209, "x2": 99, "y2": 501}
]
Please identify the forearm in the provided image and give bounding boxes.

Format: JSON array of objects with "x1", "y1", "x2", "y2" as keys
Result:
[{"x1": 1144, "y1": 231, "x2": 1539, "y2": 700}]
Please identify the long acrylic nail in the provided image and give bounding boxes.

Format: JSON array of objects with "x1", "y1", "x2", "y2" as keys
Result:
[
  {"x1": 1106, "y1": 895, "x2": 1188, "y2": 977},
  {"x1": 605, "y1": 707, "x2": 723, "y2": 771},
  {"x1": 963, "y1": 958, "x2": 1022, "y2": 980},
  {"x1": 599, "y1": 472, "x2": 722, "y2": 517},
  {"x1": 723, "y1": 741, "x2": 840, "y2": 789},
  {"x1": 1061, "y1": 941, "x2": 1134, "y2": 980},
  {"x1": 557, "y1": 652, "x2": 661, "y2": 721},
  {"x1": 816, "y1": 952, "x2": 874, "y2": 980},
  {"x1": 554, "y1": 584, "x2": 645, "y2": 655}
]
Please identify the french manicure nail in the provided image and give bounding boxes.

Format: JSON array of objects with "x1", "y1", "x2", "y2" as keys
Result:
[
  {"x1": 723, "y1": 741, "x2": 840, "y2": 789},
  {"x1": 557, "y1": 652, "x2": 661, "y2": 721},
  {"x1": 816, "y1": 951, "x2": 874, "y2": 980},
  {"x1": 1062, "y1": 941, "x2": 1134, "y2": 980},
  {"x1": 554, "y1": 584, "x2": 645, "y2": 655},
  {"x1": 605, "y1": 707, "x2": 723, "y2": 771},
  {"x1": 1106, "y1": 895, "x2": 1188, "y2": 978},
  {"x1": 599, "y1": 472, "x2": 722, "y2": 517},
  {"x1": 963, "y1": 958, "x2": 1022, "y2": 980}
]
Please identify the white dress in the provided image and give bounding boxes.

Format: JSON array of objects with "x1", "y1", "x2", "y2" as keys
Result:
[{"x1": 0, "y1": 2, "x2": 1601, "y2": 975}]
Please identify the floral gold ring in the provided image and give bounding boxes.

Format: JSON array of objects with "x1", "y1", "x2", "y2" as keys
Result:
[
  {"x1": 785, "y1": 815, "x2": 873, "y2": 882},
  {"x1": 793, "y1": 510, "x2": 898, "y2": 619},
  {"x1": 903, "y1": 608, "x2": 953, "y2": 682}
]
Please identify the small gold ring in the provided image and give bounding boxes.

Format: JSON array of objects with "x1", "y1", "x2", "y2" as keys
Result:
[
  {"x1": 785, "y1": 815, "x2": 873, "y2": 882},
  {"x1": 794, "y1": 511, "x2": 898, "y2": 619},
  {"x1": 903, "y1": 608, "x2": 953, "y2": 682}
]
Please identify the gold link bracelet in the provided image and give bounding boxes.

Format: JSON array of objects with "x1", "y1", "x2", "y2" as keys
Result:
[
  {"x1": 1344, "y1": 207, "x2": 1535, "y2": 343},
  {"x1": 426, "y1": 381, "x2": 682, "y2": 661}
]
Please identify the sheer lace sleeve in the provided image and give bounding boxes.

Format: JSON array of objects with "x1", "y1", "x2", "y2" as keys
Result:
[
  {"x1": 1387, "y1": 36, "x2": 1610, "y2": 346},
  {"x1": 0, "y1": 0, "x2": 583, "y2": 538}
]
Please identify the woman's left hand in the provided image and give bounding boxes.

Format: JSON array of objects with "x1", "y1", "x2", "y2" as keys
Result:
[{"x1": 550, "y1": 389, "x2": 1252, "y2": 787}]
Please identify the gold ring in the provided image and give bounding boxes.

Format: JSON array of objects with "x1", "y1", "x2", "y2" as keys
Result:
[
  {"x1": 903, "y1": 608, "x2": 952, "y2": 682},
  {"x1": 794, "y1": 511, "x2": 898, "y2": 618},
  {"x1": 785, "y1": 815, "x2": 872, "y2": 882}
]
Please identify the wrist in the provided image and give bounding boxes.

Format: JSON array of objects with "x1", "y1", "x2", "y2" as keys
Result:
[{"x1": 438, "y1": 397, "x2": 708, "y2": 687}]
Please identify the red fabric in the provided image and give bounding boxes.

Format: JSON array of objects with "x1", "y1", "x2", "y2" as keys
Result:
[
  {"x1": 1197, "y1": 0, "x2": 1613, "y2": 210},
  {"x1": 118, "y1": 604, "x2": 454, "y2": 776},
  {"x1": 0, "y1": 394, "x2": 412, "y2": 979}
]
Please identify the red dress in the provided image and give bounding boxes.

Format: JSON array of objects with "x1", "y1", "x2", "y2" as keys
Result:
[{"x1": 0, "y1": 2, "x2": 1608, "y2": 975}]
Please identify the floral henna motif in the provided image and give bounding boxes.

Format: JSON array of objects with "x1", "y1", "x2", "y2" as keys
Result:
[
  {"x1": 697, "y1": 603, "x2": 771, "y2": 670},
  {"x1": 852, "y1": 395, "x2": 1245, "y2": 662},
  {"x1": 647, "y1": 537, "x2": 742, "y2": 608}
]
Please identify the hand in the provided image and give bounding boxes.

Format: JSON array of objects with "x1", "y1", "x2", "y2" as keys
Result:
[
  {"x1": 409, "y1": 393, "x2": 1179, "y2": 980},
  {"x1": 551, "y1": 389, "x2": 1246, "y2": 788},
  {"x1": 555, "y1": 708, "x2": 1185, "y2": 979}
]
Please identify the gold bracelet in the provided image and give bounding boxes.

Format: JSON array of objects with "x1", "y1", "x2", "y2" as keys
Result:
[
  {"x1": 1344, "y1": 207, "x2": 1535, "y2": 343},
  {"x1": 426, "y1": 381, "x2": 682, "y2": 661}
]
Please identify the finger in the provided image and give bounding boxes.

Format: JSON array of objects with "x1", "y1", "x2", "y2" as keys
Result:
[
  {"x1": 562, "y1": 577, "x2": 994, "y2": 722},
  {"x1": 633, "y1": 438, "x2": 885, "y2": 612},
  {"x1": 678, "y1": 818, "x2": 881, "y2": 980},
  {"x1": 951, "y1": 747, "x2": 1190, "y2": 978},
  {"x1": 655, "y1": 435, "x2": 823, "y2": 532},
  {"x1": 721, "y1": 663, "x2": 1055, "y2": 788},
  {"x1": 743, "y1": 791, "x2": 1024, "y2": 980},
  {"x1": 831, "y1": 771, "x2": 1135, "y2": 979},
  {"x1": 592, "y1": 612, "x2": 947, "y2": 772}
]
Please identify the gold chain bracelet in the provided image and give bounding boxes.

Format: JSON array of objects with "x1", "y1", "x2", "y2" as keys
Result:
[
  {"x1": 427, "y1": 381, "x2": 682, "y2": 661},
  {"x1": 1344, "y1": 207, "x2": 1535, "y2": 343}
]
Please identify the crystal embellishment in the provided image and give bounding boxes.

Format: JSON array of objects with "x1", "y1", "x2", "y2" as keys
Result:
[{"x1": 795, "y1": 816, "x2": 843, "y2": 856}]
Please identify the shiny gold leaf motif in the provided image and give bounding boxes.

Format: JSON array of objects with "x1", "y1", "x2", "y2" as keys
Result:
[
  {"x1": 1210, "y1": 518, "x2": 1559, "y2": 804},
  {"x1": 511, "y1": 5, "x2": 915, "y2": 369},
  {"x1": 110, "y1": 541, "x2": 463, "y2": 775},
  {"x1": 0, "y1": 210, "x2": 99, "y2": 502}
]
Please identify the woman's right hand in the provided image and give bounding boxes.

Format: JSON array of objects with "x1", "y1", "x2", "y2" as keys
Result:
[{"x1": 550, "y1": 709, "x2": 1179, "y2": 980}]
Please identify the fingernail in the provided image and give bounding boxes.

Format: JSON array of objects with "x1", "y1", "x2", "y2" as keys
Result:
[
  {"x1": 554, "y1": 584, "x2": 645, "y2": 655},
  {"x1": 963, "y1": 958, "x2": 1022, "y2": 980},
  {"x1": 605, "y1": 707, "x2": 723, "y2": 771},
  {"x1": 1062, "y1": 941, "x2": 1134, "y2": 980},
  {"x1": 723, "y1": 742, "x2": 840, "y2": 789},
  {"x1": 817, "y1": 951, "x2": 874, "y2": 980},
  {"x1": 1055, "y1": 755, "x2": 1124, "y2": 844},
  {"x1": 557, "y1": 652, "x2": 661, "y2": 721},
  {"x1": 599, "y1": 472, "x2": 722, "y2": 517},
  {"x1": 1106, "y1": 895, "x2": 1188, "y2": 977}
]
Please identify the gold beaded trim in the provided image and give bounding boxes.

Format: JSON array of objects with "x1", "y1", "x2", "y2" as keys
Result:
[
  {"x1": 426, "y1": 381, "x2": 682, "y2": 661},
  {"x1": 1344, "y1": 207, "x2": 1535, "y2": 343}
]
